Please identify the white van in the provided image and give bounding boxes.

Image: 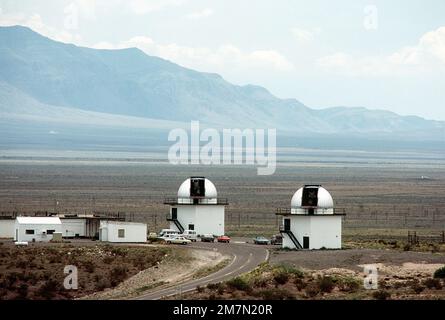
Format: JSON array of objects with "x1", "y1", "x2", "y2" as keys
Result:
[
  {"x1": 158, "y1": 229, "x2": 180, "y2": 239},
  {"x1": 181, "y1": 230, "x2": 197, "y2": 242}
]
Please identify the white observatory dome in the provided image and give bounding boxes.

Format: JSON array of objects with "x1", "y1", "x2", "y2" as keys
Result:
[
  {"x1": 177, "y1": 177, "x2": 217, "y2": 199},
  {"x1": 291, "y1": 185, "x2": 334, "y2": 209}
]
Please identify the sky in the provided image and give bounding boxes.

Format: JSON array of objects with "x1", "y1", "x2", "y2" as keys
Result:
[{"x1": 1, "y1": 0, "x2": 445, "y2": 120}]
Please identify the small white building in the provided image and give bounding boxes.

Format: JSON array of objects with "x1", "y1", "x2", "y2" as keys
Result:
[
  {"x1": 165, "y1": 177, "x2": 227, "y2": 236},
  {"x1": 99, "y1": 220, "x2": 147, "y2": 243},
  {"x1": 0, "y1": 219, "x2": 15, "y2": 238},
  {"x1": 14, "y1": 217, "x2": 62, "y2": 242},
  {"x1": 276, "y1": 185, "x2": 344, "y2": 250}
]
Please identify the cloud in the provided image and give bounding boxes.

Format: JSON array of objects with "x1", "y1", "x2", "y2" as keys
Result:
[
  {"x1": 290, "y1": 27, "x2": 320, "y2": 42},
  {"x1": 93, "y1": 37, "x2": 294, "y2": 72},
  {"x1": 186, "y1": 8, "x2": 213, "y2": 20},
  {"x1": 0, "y1": 11, "x2": 82, "y2": 44},
  {"x1": 129, "y1": 0, "x2": 185, "y2": 15},
  {"x1": 317, "y1": 26, "x2": 445, "y2": 76}
]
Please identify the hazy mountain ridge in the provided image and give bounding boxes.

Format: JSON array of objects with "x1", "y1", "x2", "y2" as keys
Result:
[{"x1": 0, "y1": 25, "x2": 443, "y2": 139}]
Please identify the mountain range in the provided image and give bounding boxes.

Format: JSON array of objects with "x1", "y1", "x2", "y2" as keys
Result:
[{"x1": 0, "y1": 25, "x2": 444, "y2": 149}]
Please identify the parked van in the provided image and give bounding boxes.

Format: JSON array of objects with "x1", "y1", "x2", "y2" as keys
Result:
[
  {"x1": 181, "y1": 230, "x2": 197, "y2": 242},
  {"x1": 159, "y1": 229, "x2": 180, "y2": 239}
]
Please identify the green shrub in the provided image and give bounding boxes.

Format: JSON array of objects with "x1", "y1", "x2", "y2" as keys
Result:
[
  {"x1": 277, "y1": 265, "x2": 304, "y2": 278},
  {"x1": 433, "y1": 266, "x2": 445, "y2": 279},
  {"x1": 226, "y1": 277, "x2": 250, "y2": 291},
  {"x1": 273, "y1": 271, "x2": 289, "y2": 285},
  {"x1": 338, "y1": 277, "x2": 360, "y2": 292},
  {"x1": 318, "y1": 276, "x2": 335, "y2": 293},
  {"x1": 256, "y1": 288, "x2": 295, "y2": 300},
  {"x1": 403, "y1": 244, "x2": 411, "y2": 251},
  {"x1": 372, "y1": 290, "x2": 391, "y2": 300}
]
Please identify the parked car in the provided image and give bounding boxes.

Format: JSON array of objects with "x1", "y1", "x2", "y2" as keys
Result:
[
  {"x1": 148, "y1": 232, "x2": 158, "y2": 240},
  {"x1": 270, "y1": 234, "x2": 283, "y2": 245},
  {"x1": 200, "y1": 234, "x2": 215, "y2": 242},
  {"x1": 253, "y1": 236, "x2": 270, "y2": 245},
  {"x1": 165, "y1": 236, "x2": 191, "y2": 245},
  {"x1": 217, "y1": 235, "x2": 231, "y2": 243},
  {"x1": 181, "y1": 230, "x2": 198, "y2": 242}
]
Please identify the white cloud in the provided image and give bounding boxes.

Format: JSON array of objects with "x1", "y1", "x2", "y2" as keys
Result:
[
  {"x1": 290, "y1": 27, "x2": 320, "y2": 42},
  {"x1": 0, "y1": 11, "x2": 82, "y2": 44},
  {"x1": 129, "y1": 0, "x2": 185, "y2": 15},
  {"x1": 186, "y1": 8, "x2": 213, "y2": 20},
  {"x1": 93, "y1": 37, "x2": 294, "y2": 72},
  {"x1": 317, "y1": 26, "x2": 445, "y2": 76}
]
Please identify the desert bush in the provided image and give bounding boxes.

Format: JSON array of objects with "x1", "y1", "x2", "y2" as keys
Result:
[
  {"x1": 337, "y1": 277, "x2": 360, "y2": 292},
  {"x1": 403, "y1": 244, "x2": 411, "y2": 251},
  {"x1": 196, "y1": 285, "x2": 204, "y2": 293},
  {"x1": 16, "y1": 283, "x2": 29, "y2": 299},
  {"x1": 109, "y1": 265, "x2": 129, "y2": 286},
  {"x1": 273, "y1": 270, "x2": 289, "y2": 285},
  {"x1": 206, "y1": 282, "x2": 223, "y2": 290},
  {"x1": 277, "y1": 265, "x2": 304, "y2": 278},
  {"x1": 433, "y1": 266, "x2": 445, "y2": 279},
  {"x1": 226, "y1": 277, "x2": 250, "y2": 291},
  {"x1": 411, "y1": 283, "x2": 424, "y2": 294},
  {"x1": 294, "y1": 278, "x2": 307, "y2": 291},
  {"x1": 15, "y1": 259, "x2": 28, "y2": 269},
  {"x1": 257, "y1": 288, "x2": 294, "y2": 300},
  {"x1": 372, "y1": 290, "x2": 391, "y2": 300},
  {"x1": 305, "y1": 283, "x2": 320, "y2": 298},
  {"x1": 423, "y1": 278, "x2": 442, "y2": 289},
  {"x1": 103, "y1": 256, "x2": 115, "y2": 264},
  {"x1": 37, "y1": 279, "x2": 59, "y2": 299},
  {"x1": 111, "y1": 247, "x2": 128, "y2": 257},
  {"x1": 253, "y1": 277, "x2": 268, "y2": 288},
  {"x1": 95, "y1": 277, "x2": 112, "y2": 291},
  {"x1": 82, "y1": 260, "x2": 96, "y2": 273},
  {"x1": 318, "y1": 276, "x2": 335, "y2": 293}
]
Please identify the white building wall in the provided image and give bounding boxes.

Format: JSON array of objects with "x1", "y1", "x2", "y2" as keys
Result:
[
  {"x1": 15, "y1": 222, "x2": 62, "y2": 242},
  {"x1": 282, "y1": 215, "x2": 342, "y2": 249},
  {"x1": 171, "y1": 206, "x2": 197, "y2": 232},
  {"x1": 172, "y1": 205, "x2": 224, "y2": 236},
  {"x1": 0, "y1": 220, "x2": 15, "y2": 238},
  {"x1": 309, "y1": 216, "x2": 342, "y2": 249},
  {"x1": 99, "y1": 221, "x2": 147, "y2": 243},
  {"x1": 61, "y1": 219, "x2": 86, "y2": 237},
  {"x1": 195, "y1": 205, "x2": 224, "y2": 236}
]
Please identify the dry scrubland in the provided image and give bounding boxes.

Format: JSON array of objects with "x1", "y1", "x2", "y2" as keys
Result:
[
  {"x1": 179, "y1": 258, "x2": 445, "y2": 300},
  {"x1": 0, "y1": 243, "x2": 185, "y2": 300}
]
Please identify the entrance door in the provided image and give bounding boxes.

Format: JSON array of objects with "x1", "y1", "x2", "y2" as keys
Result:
[
  {"x1": 284, "y1": 219, "x2": 291, "y2": 231},
  {"x1": 303, "y1": 236, "x2": 309, "y2": 249},
  {"x1": 172, "y1": 208, "x2": 178, "y2": 220},
  {"x1": 15, "y1": 229, "x2": 18, "y2": 241}
]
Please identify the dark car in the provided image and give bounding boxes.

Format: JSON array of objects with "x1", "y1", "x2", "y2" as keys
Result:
[
  {"x1": 253, "y1": 236, "x2": 270, "y2": 245},
  {"x1": 200, "y1": 234, "x2": 215, "y2": 242},
  {"x1": 270, "y1": 234, "x2": 283, "y2": 245}
]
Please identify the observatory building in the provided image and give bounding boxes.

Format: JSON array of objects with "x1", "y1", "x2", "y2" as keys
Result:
[
  {"x1": 276, "y1": 185, "x2": 344, "y2": 250},
  {"x1": 164, "y1": 177, "x2": 228, "y2": 236}
]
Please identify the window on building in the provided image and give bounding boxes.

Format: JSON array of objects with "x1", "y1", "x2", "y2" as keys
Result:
[
  {"x1": 47, "y1": 230, "x2": 55, "y2": 235},
  {"x1": 118, "y1": 229, "x2": 125, "y2": 238},
  {"x1": 25, "y1": 229, "x2": 35, "y2": 235}
]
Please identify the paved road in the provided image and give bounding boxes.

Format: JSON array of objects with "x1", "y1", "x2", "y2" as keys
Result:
[{"x1": 135, "y1": 242, "x2": 269, "y2": 300}]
